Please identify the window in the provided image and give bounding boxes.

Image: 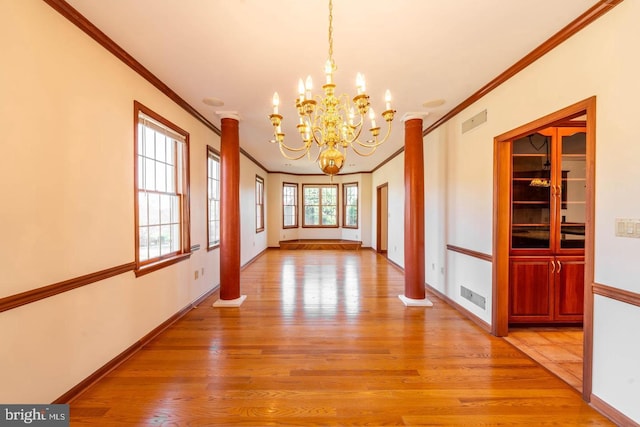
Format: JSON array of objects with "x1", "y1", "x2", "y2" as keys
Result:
[
  {"x1": 282, "y1": 183, "x2": 298, "y2": 228},
  {"x1": 256, "y1": 175, "x2": 265, "y2": 232},
  {"x1": 134, "y1": 101, "x2": 190, "y2": 275},
  {"x1": 343, "y1": 182, "x2": 359, "y2": 228},
  {"x1": 302, "y1": 184, "x2": 338, "y2": 227},
  {"x1": 207, "y1": 146, "x2": 220, "y2": 250}
]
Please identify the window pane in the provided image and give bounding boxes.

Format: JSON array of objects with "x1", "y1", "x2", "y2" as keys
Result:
[
  {"x1": 156, "y1": 161, "x2": 166, "y2": 192},
  {"x1": 166, "y1": 139, "x2": 175, "y2": 165},
  {"x1": 160, "y1": 224, "x2": 171, "y2": 253},
  {"x1": 167, "y1": 164, "x2": 176, "y2": 193},
  {"x1": 138, "y1": 156, "x2": 145, "y2": 189},
  {"x1": 322, "y1": 206, "x2": 337, "y2": 225},
  {"x1": 144, "y1": 127, "x2": 155, "y2": 157},
  {"x1": 148, "y1": 192, "x2": 160, "y2": 225},
  {"x1": 160, "y1": 194, "x2": 171, "y2": 224},
  {"x1": 138, "y1": 192, "x2": 148, "y2": 226},
  {"x1": 322, "y1": 187, "x2": 336, "y2": 204},
  {"x1": 346, "y1": 206, "x2": 357, "y2": 226},
  {"x1": 148, "y1": 225, "x2": 160, "y2": 259},
  {"x1": 144, "y1": 158, "x2": 155, "y2": 191},
  {"x1": 156, "y1": 134, "x2": 166, "y2": 162},
  {"x1": 305, "y1": 206, "x2": 319, "y2": 225},
  {"x1": 304, "y1": 187, "x2": 319, "y2": 205},
  {"x1": 171, "y1": 223, "x2": 180, "y2": 253},
  {"x1": 139, "y1": 227, "x2": 149, "y2": 261},
  {"x1": 170, "y1": 194, "x2": 179, "y2": 223},
  {"x1": 137, "y1": 124, "x2": 144, "y2": 154}
]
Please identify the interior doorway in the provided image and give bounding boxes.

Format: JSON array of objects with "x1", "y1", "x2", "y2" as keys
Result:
[
  {"x1": 376, "y1": 183, "x2": 388, "y2": 255},
  {"x1": 492, "y1": 97, "x2": 596, "y2": 400}
]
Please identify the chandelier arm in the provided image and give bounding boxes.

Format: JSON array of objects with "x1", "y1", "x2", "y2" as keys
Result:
[
  {"x1": 309, "y1": 121, "x2": 327, "y2": 148},
  {"x1": 277, "y1": 141, "x2": 312, "y2": 160},
  {"x1": 274, "y1": 137, "x2": 312, "y2": 153},
  {"x1": 347, "y1": 142, "x2": 378, "y2": 157},
  {"x1": 353, "y1": 120, "x2": 393, "y2": 149},
  {"x1": 345, "y1": 120, "x2": 365, "y2": 145}
]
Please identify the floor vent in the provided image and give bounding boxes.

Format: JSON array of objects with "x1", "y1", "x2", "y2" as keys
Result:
[{"x1": 461, "y1": 286, "x2": 486, "y2": 310}]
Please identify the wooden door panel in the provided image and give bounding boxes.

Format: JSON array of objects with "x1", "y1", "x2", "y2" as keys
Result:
[
  {"x1": 509, "y1": 258, "x2": 552, "y2": 321},
  {"x1": 555, "y1": 256, "x2": 584, "y2": 320}
]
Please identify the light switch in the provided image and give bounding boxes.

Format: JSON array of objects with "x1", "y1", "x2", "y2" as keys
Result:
[{"x1": 616, "y1": 218, "x2": 640, "y2": 238}]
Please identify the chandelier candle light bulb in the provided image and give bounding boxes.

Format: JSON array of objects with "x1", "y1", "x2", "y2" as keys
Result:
[
  {"x1": 369, "y1": 108, "x2": 377, "y2": 129},
  {"x1": 325, "y1": 60, "x2": 333, "y2": 84},
  {"x1": 305, "y1": 76, "x2": 313, "y2": 100},
  {"x1": 268, "y1": 0, "x2": 395, "y2": 176}
]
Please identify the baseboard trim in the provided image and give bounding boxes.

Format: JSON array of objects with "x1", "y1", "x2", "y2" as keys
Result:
[
  {"x1": 385, "y1": 257, "x2": 404, "y2": 272},
  {"x1": 241, "y1": 248, "x2": 267, "y2": 270},
  {"x1": 426, "y1": 283, "x2": 491, "y2": 333},
  {"x1": 590, "y1": 394, "x2": 639, "y2": 427},
  {"x1": 53, "y1": 285, "x2": 219, "y2": 404}
]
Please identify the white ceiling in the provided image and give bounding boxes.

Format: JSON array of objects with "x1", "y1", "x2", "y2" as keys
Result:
[{"x1": 64, "y1": 0, "x2": 599, "y2": 175}]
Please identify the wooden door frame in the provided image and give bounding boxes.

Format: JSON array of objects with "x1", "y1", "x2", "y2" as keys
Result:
[
  {"x1": 492, "y1": 96, "x2": 596, "y2": 401},
  {"x1": 376, "y1": 183, "x2": 388, "y2": 254}
]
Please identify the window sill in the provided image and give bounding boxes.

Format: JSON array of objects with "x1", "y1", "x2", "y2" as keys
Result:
[
  {"x1": 207, "y1": 244, "x2": 220, "y2": 252},
  {"x1": 135, "y1": 252, "x2": 191, "y2": 277}
]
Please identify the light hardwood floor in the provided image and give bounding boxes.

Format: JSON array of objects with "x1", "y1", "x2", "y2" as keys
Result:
[
  {"x1": 504, "y1": 327, "x2": 584, "y2": 392},
  {"x1": 70, "y1": 249, "x2": 612, "y2": 425}
]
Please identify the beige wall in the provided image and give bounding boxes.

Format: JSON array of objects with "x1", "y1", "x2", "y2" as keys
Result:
[
  {"x1": 371, "y1": 153, "x2": 404, "y2": 267},
  {"x1": 265, "y1": 173, "x2": 372, "y2": 248},
  {"x1": 240, "y1": 155, "x2": 268, "y2": 265},
  {"x1": 0, "y1": 0, "x2": 225, "y2": 402},
  {"x1": 424, "y1": 1, "x2": 640, "y2": 421}
]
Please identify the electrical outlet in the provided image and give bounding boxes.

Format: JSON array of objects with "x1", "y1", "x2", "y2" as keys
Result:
[
  {"x1": 194, "y1": 270, "x2": 199, "y2": 280},
  {"x1": 201, "y1": 268, "x2": 204, "y2": 276}
]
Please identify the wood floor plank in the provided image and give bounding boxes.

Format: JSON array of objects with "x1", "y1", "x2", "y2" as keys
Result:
[{"x1": 69, "y1": 249, "x2": 613, "y2": 425}]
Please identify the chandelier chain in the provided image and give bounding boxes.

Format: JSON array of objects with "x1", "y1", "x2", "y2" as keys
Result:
[{"x1": 328, "y1": 0, "x2": 333, "y2": 63}]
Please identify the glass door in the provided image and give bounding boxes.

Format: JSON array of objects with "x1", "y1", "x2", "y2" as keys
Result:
[
  {"x1": 511, "y1": 130, "x2": 554, "y2": 251},
  {"x1": 557, "y1": 127, "x2": 586, "y2": 251}
]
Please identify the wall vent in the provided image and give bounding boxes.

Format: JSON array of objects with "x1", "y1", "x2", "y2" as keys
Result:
[
  {"x1": 461, "y1": 109, "x2": 487, "y2": 133},
  {"x1": 461, "y1": 286, "x2": 486, "y2": 310}
]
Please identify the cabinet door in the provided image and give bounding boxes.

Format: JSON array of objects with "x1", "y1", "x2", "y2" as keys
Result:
[
  {"x1": 511, "y1": 131, "x2": 553, "y2": 252},
  {"x1": 556, "y1": 128, "x2": 586, "y2": 253},
  {"x1": 509, "y1": 257, "x2": 553, "y2": 323},
  {"x1": 554, "y1": 256, "x2": 584, "y2": 321}
]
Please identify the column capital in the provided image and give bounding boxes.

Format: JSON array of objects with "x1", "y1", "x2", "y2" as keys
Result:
[
  {"x1": 216, "y1": 111, "x2": 241, "y2": 121},
  {"x1": 402, "y1": 112, "x2": 428, "y2": 123}
]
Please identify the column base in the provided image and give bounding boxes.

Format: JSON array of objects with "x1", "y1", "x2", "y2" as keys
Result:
[
  {"x1": 398, "y1": 295, "x2": 433, "y2": 307},
  {"x1": 213, "y1": 295, "x2": 247, "y2": 307}
]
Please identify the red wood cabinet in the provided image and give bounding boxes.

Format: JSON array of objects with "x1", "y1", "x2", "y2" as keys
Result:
[
  {"x1": 509, "y1": 126, "x2": 585, "y2": 324},
  {"x1": 509, "y1": 256, "x2": 584, "y2": 323}
]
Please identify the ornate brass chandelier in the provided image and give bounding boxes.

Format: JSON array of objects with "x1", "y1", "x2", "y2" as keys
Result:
[{"x1": 268, "y1": 0, "x2": 395, "y2": 176}]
